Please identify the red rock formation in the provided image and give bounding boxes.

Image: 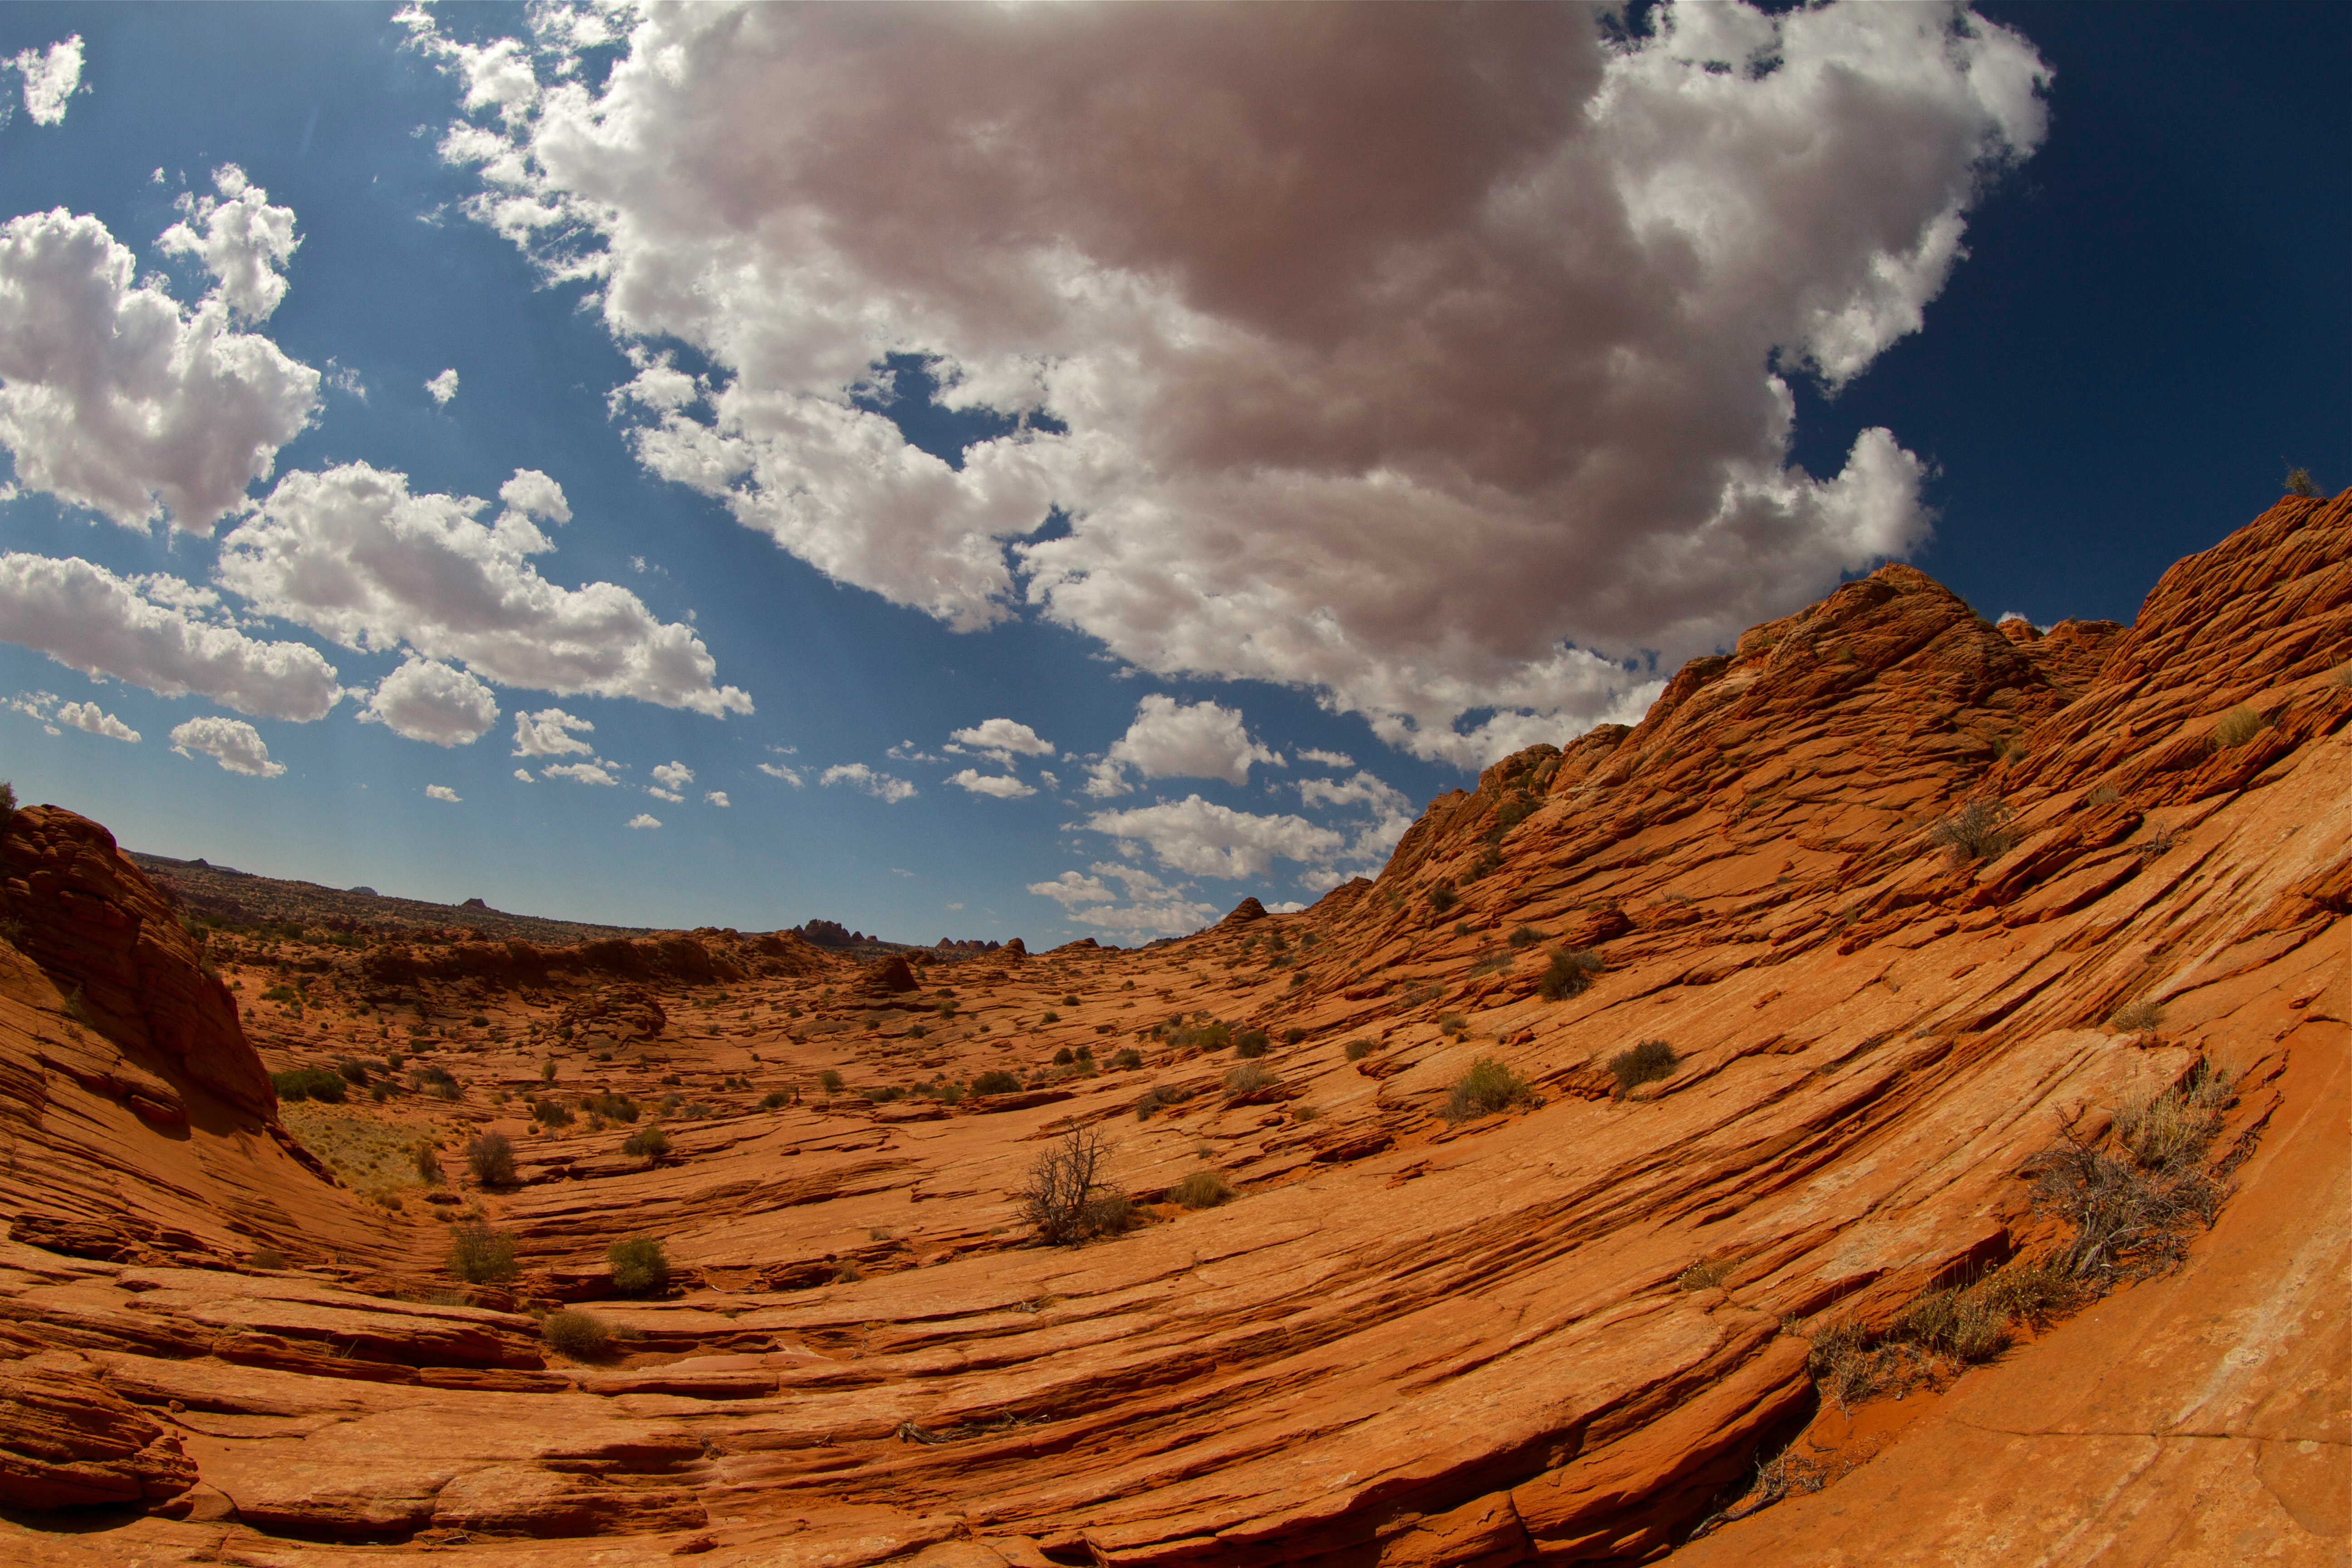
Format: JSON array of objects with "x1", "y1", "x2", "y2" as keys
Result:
[{"x1": 0, "y1": 492, "x2": 2339, "y2": 1564}]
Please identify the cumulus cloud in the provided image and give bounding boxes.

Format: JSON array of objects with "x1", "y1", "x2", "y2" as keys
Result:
[
  {"x1": 0, "y1": 552, "x2": 340, "y2": 720},
  {"x1": 156, "y1": 165, "x2": 300, "y2": 322},
  {"x1": 9, "y1": 36, "x2": 83, "y2": 126},
  {"x1": 216, "y1": 463, "x2": 754, "y2": 715},
  {"x1": 948, "y1": 768, "x2": 1034, "y2": 799},
  {"x1": 821, "y1": 762, "x2": 914, "y2": 803},
  {"x1": 55, "y1": 699, "x2": 138, "y2": 743},
  {"x1": 756, "y1": 760, "x2": 803, "y2": 785},
  {"x1": 171, "y1": 715, "x2": 283, "y2": 777},
  {"x1": 513, "y1": 767, "x2": 533, "y2": 781},
  {"x1": 426, "y1": 368, "x2": 461, "y2": 406},
  {"x1": 1086, "y1": 795, "x2": 1342, "y2": 881},
  {"x1": 364, "y1": 657, "x2": 499, "y2": 745},
  {"x1": 948, "y1": 717, "x2": 1054, "y2": 764},
  {"x1": 1296, "y1": 747, "x2": 1353, "y2": 769},
  {"x1": 626, "y1": 812, "x2": 660, "y2": 829},
  {"x1": 542, "y1": 760, "x2": 620, "y2": 785},
  {"x1": 0, "y1": 208, "x2": 319, "y2": 531},
  {"x1": 650, "y1": 760, "x2": 694, "y2": 790},
  {"x1": 705, "y1": 789, "x2": 729, "y2": 807},
  {"x1": 425, "y1": 784, "x2": 461, "y2": 802},
  {"x1": 1300, "y1": 769, "x2": 1409, "y2": 815},
  {"x1": 421, "y1": 1, "x2": 2045, "y2": 765},
  {"x1": 513, "y1": 706, "x2": 593, "y2": 757},
  {"x1": 1087, "y1": 696, "x2": 1278, "y2": 797},
  {"x1": 1026, "y1": 861, "x2": 1216, "y2": 937}
]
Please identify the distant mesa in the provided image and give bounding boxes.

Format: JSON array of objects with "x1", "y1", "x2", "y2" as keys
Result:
[
  {"x1": 933, "y1": 937, "x2": 1004, "y2": 952},
  {"x1": 461, "y1": 897, "x2": 490, "y2": 910},
  {"x1": 346, "y1": 886, "x2": 377, "y2": 897}
]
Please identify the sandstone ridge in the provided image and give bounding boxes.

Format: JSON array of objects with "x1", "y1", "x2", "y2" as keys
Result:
[{"x1": 0, "y1": 491, "x2": 2344, "y2": 1566}]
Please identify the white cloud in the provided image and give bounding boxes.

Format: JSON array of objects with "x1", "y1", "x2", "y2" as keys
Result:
[
  {"x1": 513, "y1": 767, "x2": 533, "y2": 781},
  {"x1": 363, "y1": 657, "x2": 499, "y2": 745},
  {"x1": 217, "y1": 463, "x2": 754, "y2": 715},
  {"x1": 705, "y1": 789, "x2": 729, "y2": 807},
  {"x1": 821, "y1": 762, "x2": 915, "y2": 803},
  {"x1": 513, "y1": 705, "x2": 593, "y2": 757},
  {"x1": 542, "y1": 760, "x2": 620, "y2": 785},
  {"x1": 647, "y1": 787, "x2": 682, "y2": 802},
  {"x1": 425, "y1": 784, "x2": 461, "y2": 803},
  {"x1": 948, "y1": 768, "x2": 1034, "y2": 799},
  {"x1": 948, "y1": 716, "x2": 1054, "y2": 764},
  {"x1": 0, "y1": 209, "x2": 319, "y2": 532},
  {"x1": 54, "y1": 700, "x2": 138, "y2": 743},
  {"x1": 0, "y1": 552, "x2": 340, "y2": 720},
  {"x1": 156, "y1": 165, "x2": 300, "y2": 322},
  {"x1": 426, "y1": 368, "x2": 461, "y2": 406},
  {"x1": 10, "y1": 36, "x2": 83, "y2": 126},
  {"x1": 499, "y1": 467, "x2": 569, "y2": 521},
  {"x1": 426, "y1": 2, "x2": 2043, "y2": 765},
  {"x1": 1026, "y1": 862, "x2": 1215, "y2": 936},
  {"x1": 650, "y1": 760, "x2": 694, "y2": 790},
  {"x1": 1085, "y1": 794, "x2": 1342, "y2": 881},
  {"x1": 1087, "y1": 695, "x2": 1277, "y2": 797},
  {"x1": 1300, "y1": 769, "x2": 1408, "y2": 815},
  {"x1": 171, "y1": 715, "x2": 283, "y2": 777},
  {"x1": 1296, "y1": 747, "x2": 1353, "y2": 769},
  {"x1": 627, "y1": 812, "x2": 660, "y2": 829},
  {"x1": 756, "y1": 760, "x2": 804, "y2": 785}
]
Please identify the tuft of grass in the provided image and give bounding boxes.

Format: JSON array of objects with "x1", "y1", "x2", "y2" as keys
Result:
[
  {"x1": 1170, "y1": 1169, "x2": 1234, "y2": 1209},
  {"x1": 1224, "y1": 1062, "x2": 1273, "y2": 1093},
  {"x1": 2107, "y1": 998, "x2": 2164, "y2": 1034},
  {"x1": 608, "y1": 1237, "x2": 670, "y2": 1297},
  {"x1": 2086, "y1": 783, "x2": 2122, "y2": 808},
  {"x1": 446, "y1": 1219, "x2": 517, "y2": 1284},
  {"x1": 1677, "y1": 1258, "x2": 1730, "y2": 1291},
  {"x1": 1444, "y1": 1057, "x2": 1537, "y2": 1122},
  {"x1": 541, "y1": 1308, "x2": 612, "y2": 1360},
  {"x1": 1539, "y1": 948, "x2": 1604, "y2": 1001},
  {"x1": 1929, "y1": 796, "x2": 2014, "y2": 864},
  {"x1": 1607, "y1": 1039, "x2": 1678, "y2": 1098},
  {"x1": 2208, "y1": 706, "x2": 2266, "y2": 750}
]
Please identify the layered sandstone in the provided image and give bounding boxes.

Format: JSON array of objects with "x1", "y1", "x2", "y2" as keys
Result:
[{"x1": 0, "y1": 491, "x2": 2342, "y2": 1565}]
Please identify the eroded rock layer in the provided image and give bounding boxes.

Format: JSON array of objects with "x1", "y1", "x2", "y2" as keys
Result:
[{"x1": 0, "y1": 492, "x2": 2344, "y2": 1567}]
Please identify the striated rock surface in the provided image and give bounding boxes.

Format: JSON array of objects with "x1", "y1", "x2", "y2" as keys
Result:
[{"x1": 0, "y1": 492, "x2": 2343, "y2": 1566}]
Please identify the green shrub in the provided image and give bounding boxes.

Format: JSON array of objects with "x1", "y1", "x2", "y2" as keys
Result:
[
  {"x1": 580, "y1": 1091, "x2": 639, "y2": 1123},
  {"x1": 817, "y1": 1069, "x2": 844, "y2": 1093},
  {"x1": 1195, "y1": 1021, "x2": 1232, "y2": 1051},
  {"x1": 1109, "y1": 1048, "x2": 1142, "y2": 1070},
  {"x1": 414, "y1": 1142, "x2": 443, "y2": 1185},
  {"x1": 1233, "y1": 1029, "x2": 1269, "y2": 1058},
  {"x1": 621, "y1": 1126, "x2": 669, "y2": 1159},
  {"x1": 1539, "y1": 948, "x2": 1604, "y2": 1001},
  {"x1": 1170, "y1": 1169, "x2": 1234, "y2": 1209},
  {"x1": 1224, "y1": 1062, "x2": 1272, "y2": 1093},
  {"x1": 1607, "y1": 1039, "x2": 1678, "y2": 1098},
  {"x1": 1444, "y1": 1058, "x2": 1536, "y2": 1122},
  {"x1": 1074, "y1": 1044, "x2": 1093, "y2": 1062},
  {"x1": 1040, "y1": 1011, "x2": 1058, "y2": 1024},
  {"x1": 541, "y1": 1308, "x2": 612, "y2": 1359},
  {"x1": 271, "y1": 1066, "x2": 346, "y2": 1103},
  {"x1": 608, "y1": 1237, "x2": 670, "y2": 1297},
  {"x1": 761, "y1": 1090, "x2": 789, "y2": 1108},
  {"x1": 1052, "y1": 1047, "x2": 1075, "y2": 1065},
  {"x1": 446, "y1": 1219, "x2": 517, "y2": 1284},
  {"x1": 1344, "y1": 1039, "x2": 1375, "y2": 1062},
  {"x1": 465, "y1": 1131, "x2": 516, "y2": 1186},
  {"x1": 2209, "y1": 706, "x2": 2265, "y2": 750},
  {"x1": 972, "y1": 1069, "x2": 1022, "y2": 1095},
  {"x1": 531, "y1": 1098, "x2": 574, "y2": 1127},
  {"x1": 336, "y1": 1058, "x2": 369, "y2": 1085},
  {"x1": 1427, "y1": 883, "x2": 1458, "y2": 914}
]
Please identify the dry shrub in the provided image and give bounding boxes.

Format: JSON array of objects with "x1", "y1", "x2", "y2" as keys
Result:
[
  {"x1": 1929, "y1": 796, "x2": 2014, "y2": 863},
  {"x1": 1344, "y1": 1039, "x2": 1376, "y2": 1061},
  {"x1": 446, "y1": 1219, "x2": 517, "y2": 1284},
  {"x1": 608, "y1": 1237, "x2": 670, "y2": 1297},
  {"x1": 1445, "y1": 1057, "x2": 1537, "y2": 1122},
  {"x1": 1233, "y1": 1029, "x2": 1269, "y2": 1059},
  {"x1": 1224, "y1": 1062, "x2": 1272, "y2": 1093},
  {"x1": 1539, "y1": 947, "x2": 1604, "y2": 1001},
  {"x1": 1170, "y1": 1169, "x2": 1234, "y2": 1210},
  {"x1": 1019, "y1": 1127, "x2": 1127, "y2": 1245},
  {"x1": 465, "y1": 1131, "x2": 515, "y2": 1187},
  {"x1": 2107, "y1": 998, "x2": 2165, "y2": 1034},
  {"x1": 541, "y1": 1308, "x2": 612, "y2": 1360},
  {"x1": 1607, "y1": 1039, "x2": 1678, "y2": 1098}
]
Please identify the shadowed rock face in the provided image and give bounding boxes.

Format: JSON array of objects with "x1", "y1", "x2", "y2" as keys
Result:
[{"x1": 0, "y1": 493, "x2": 2342, "y2": 1565}]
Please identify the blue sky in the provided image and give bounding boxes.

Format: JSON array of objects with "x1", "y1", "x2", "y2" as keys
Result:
[{"x1": 0, "y1": 3, "x2": 2341, "y2": 945}]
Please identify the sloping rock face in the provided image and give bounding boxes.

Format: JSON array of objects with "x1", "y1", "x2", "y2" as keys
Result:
[{"x1": 0, "y1": 493, "x2": 2342, "y2": 1566}]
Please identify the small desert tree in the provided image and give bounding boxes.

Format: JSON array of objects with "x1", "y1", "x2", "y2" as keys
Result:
[
  {"x1": 2283, "y1": 465, "x2": 2318, "y2": 497},
  {"x1": 1929, "y1": 797, "x2": 2013, "y2": 864},
  {"x1": 466, "y1": 1131, "x2": 516, "y2": 1186}
]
